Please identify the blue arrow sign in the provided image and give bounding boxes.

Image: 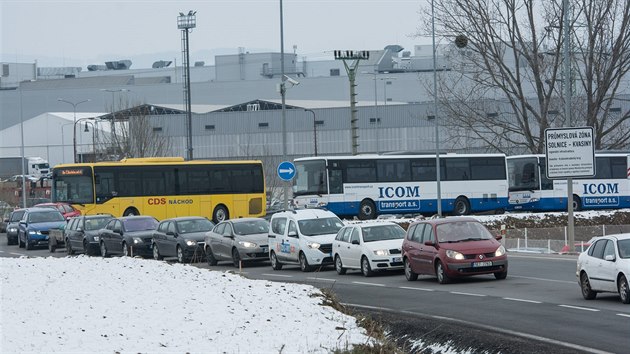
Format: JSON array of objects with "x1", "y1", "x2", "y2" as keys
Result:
[{"x1": 277, "y1": 161, "x2": 296, "y2": 181}]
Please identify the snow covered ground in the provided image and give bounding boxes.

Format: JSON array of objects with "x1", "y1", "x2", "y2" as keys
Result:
[{"x1": 1, "y1": 256, "x2": 373, "y2": 354}]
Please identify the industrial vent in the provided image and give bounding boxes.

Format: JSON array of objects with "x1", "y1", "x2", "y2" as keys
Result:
[
  {"x1": 194, "y1": 61, "x2": 205, "y2": 67},
  {"x1": 152, "y1": 60, "x2": 172, "y2": 69},
  {"x1": 104, "y1": 60, "x2": 132, "y2": 70}
]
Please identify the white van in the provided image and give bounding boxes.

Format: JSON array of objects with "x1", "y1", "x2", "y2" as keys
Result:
[{"x1": 268, "y1": 209, "x2": 345, "y2": 272}]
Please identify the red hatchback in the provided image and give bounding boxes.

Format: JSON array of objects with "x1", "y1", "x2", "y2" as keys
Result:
[
  {"x1": 34, "y1": 202, "x2": 81, "y2": 220},
  {"x1": 402, "y1": 217, "x2": 508, "y2": 284}
]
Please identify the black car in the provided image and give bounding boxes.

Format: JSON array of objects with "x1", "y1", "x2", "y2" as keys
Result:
[
  {"x1": 98, "y1": 216, "x2": 159, "y2": 258},
  {"x1": 65, "y1": 214, "x2": 114, "y2": 256},
  {"x1": 5, "y1": 209, "x2": 26, "y2": 245},
  {"x1": 152, "y1": 216, "x2": 214, "y2": 263}
]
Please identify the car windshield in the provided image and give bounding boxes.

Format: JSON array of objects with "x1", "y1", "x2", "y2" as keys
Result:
[
  {"x1": 362, "y1": 224, "x2": 406, "y2": 242},
  {"x1": 177, "y1": 219, "x2": 214, "y2": 234},
  {"x1": 28, "y1": 211, "x2": 64, "y2": 223},
  {"x1": 233, "y1": 220, "x2": 269, "y2": 235},
  {"x1": 123, "y1": 218, "x2": 158, "y2": 232},
  {"x1": 10, "y1": 211, "x2": 25, "y2": 222},
  {"x1": 84, "y1": 217, "x2": 112, "y2": 231},
  {"x1": 298, "y1": 217, "x2": 344, "y2": 236},
  {"x1": 436, "y1": 221, "x2": 493, "y2": 243},
  {"x1": 618, "y1": 239, "x2": 630, "y2": 259}
]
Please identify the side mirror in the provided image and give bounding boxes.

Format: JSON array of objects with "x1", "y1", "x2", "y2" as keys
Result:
[
  {"x1": 424, "y1": 240, "x2": 435, "y2": 247},
  {"x1": 604, "y1": 254, "x2": 615, "y2": 262},
  {"x1": 77, "y1": 227, "x2": 83, "y2": 232},
  {"x1": 288, "y1": 230, "x2": 298, "y2": 238},
  {"x1": 3, "y1": 218, "x2": 8, "y2": 223},
  {"x1": 495, "y1": 235, "x2": 503, "y2": 241},
  {"x1": 166, "y1": 231, "x2": 176, "y2": 236},
  {"x1": 113, "y1": 228, "x2": 121, "y2": 234},
  {"x1": 223, "y1": 234, "x2": 234, "y2": 239},
  {"x1": 351, "y1": 239, "x2": 360, "y2": 245}
]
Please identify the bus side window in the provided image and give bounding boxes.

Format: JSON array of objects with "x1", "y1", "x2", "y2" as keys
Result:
[{"x1": 329, "y1": 169, "x2": 343, "y2": 194}]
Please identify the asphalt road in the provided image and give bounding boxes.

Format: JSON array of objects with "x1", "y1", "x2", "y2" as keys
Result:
[{"x1": 2, "y1": 235, "x2": 628, "y2": 353}]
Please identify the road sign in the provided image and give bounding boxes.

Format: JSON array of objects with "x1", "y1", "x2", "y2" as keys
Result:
[
  {"x1": 277, "y1": 161, "x2": 296, "y2": 181},
  {"x1": 545, "y1": 126, "x2": 595, "y2": 179}
]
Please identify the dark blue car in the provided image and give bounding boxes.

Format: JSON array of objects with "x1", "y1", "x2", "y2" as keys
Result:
[{"x1": 18, "y1": 208, "x2": 66, "y2": 250}]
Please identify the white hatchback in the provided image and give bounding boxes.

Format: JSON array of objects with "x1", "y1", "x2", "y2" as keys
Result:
[
  {"x1": 333, "y1": 221, "x2": 406, "y2": 277},
  {"x1": 577, "y1": 233, "x2": 630, "y2": 304}
]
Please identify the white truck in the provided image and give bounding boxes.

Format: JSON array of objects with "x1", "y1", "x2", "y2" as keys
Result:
[{"x1": 0, "y1": 156, "x2": 50, "y2": 181}]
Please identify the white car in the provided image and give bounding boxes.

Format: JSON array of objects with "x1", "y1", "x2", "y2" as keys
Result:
[
  {"x1": 577, "y1": 233, "x2": 630, "y2": 304},
  {"x1": 333, "y1": 221, "x2": 406, "y2": 277}
]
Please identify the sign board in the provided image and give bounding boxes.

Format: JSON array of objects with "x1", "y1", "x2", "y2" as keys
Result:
[
  {"x1": 545, "y1": 126, "x2": 595, "y2": 179},
  {"x1": 277, "y1": 161, "x2": 296, "y2": 181}
]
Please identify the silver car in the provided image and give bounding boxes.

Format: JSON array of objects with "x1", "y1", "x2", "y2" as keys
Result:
[{"x1": 204, "y1": 218, "x2": 270, "y2": 267}]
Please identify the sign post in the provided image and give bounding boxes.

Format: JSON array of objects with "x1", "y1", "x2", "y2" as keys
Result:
[{"x1": 545, "y1": 126, "x2": 595, "y2": 253}]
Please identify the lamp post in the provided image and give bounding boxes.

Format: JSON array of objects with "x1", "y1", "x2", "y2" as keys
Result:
[
  {"x1": 178, "y1": 10, "x2": 196, "y2": 161},
  {"x1": 73, "y1": 117, "x2": 96, "y2": 163},
  {"x1": 304, "y1": 109, "x2": 317, "y2": 156},
  {"x1": 57, "y1": 98, "x2": 91, "y2": 163},
  {"x1": 60, "y1": 122, "x2": 75, "y2": 163},
  {"x1": 82, "y1": 121, "x2": 96, "y2": 162},
  {"x1": 431, "y1": 0, "x2": 443, "y2": 217}
]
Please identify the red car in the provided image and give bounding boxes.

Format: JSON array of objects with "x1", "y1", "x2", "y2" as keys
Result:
[
  {"x1": 402, "y1": 217, "x2": 508, "y2": 284},
  {"x1": 34, "y1": 202, "x2": 81, "y2": 220}
]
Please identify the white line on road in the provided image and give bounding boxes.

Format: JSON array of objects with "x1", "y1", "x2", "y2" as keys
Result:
[
  {"x1": 261, "y1": 273, "x2": 293, "y2": 278},
  {"x1": 616, "y1": 313, "x2": 630, "y2": 318},
  {"x1": 558, "y1": 304, "x2": 599, "y2": 312},
  {"x1": 399, "y1": 286, "x2": 435, "y2": 292},
  {"x1": 508, "y1": 254, "x2": 578, "y2": 261},
  {"x1": 450, "y1": 291, "x2": 486, "y2": 297},
  {"x1": 9, "y1": 253, "x2": 26, "y2": 256},
  {"x1": 510, "y1": 275, "x2": 575, "y2": 284},
  {"x1": 503, "y1": 297, "x2": 542, "y2": 304},
  {"x1": 352, "y1": 281, "x2": 385, "y2": 287},
  {"x1": 306, "y1": 277, "x2": 336, "y2": 282}
]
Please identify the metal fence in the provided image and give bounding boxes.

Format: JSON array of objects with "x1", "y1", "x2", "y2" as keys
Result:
[{"x1": 490, "y1": 224, "x2": 630, "y2": 254}]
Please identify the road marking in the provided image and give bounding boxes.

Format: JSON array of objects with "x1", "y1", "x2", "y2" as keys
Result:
[
  {"x1": 306, "y1": 277, "x2": 336, "y2": 282},
  {"x1": 9, "y1": 252, "x2": 26, "y2": 256},
  {"x1": 352, "y1": 281, "x2": 385, "y2": 287},
  {"x1": 503, "y1": 297, "x2": 542, "y2": 304},
  {"x1": 558, "y1": 304, "x2": 599, "y2": 312},
  {"x1": 261, "y1": 273, "x2": 293, "y2": 278},
  {"x1": 510, "y1": 275, "x2": 575, "y2": 284},
  {"x1": 399, "y1": 286, "x2": 435, "y2": 292},
  {"x1": 450, "y1": 291, "x2": 486, "y2": 297},
  {"x1": 616, "y1": 313, "x2": 630, "y2": 318},
  {"x1": 508, "y1": 254, "x2": 578, "y2": 261}
]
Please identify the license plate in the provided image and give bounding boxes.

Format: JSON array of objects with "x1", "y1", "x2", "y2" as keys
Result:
[
  {"x1": 392, "y1": 257, "x2": 402, "y2": 263},
  {"x1": 472, "y1": 261, "x2": 492, "y2": 267}
]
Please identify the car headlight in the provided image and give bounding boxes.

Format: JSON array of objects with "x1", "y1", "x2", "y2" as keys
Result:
[
  {"x1": 495, "y1": 245, "x2": 506, "y2": 257},
  {"x1": 307, "y1": 242, "x2": 321, "y2": 249},
  {"x1": 92, "y1": 236, "x2": 100, "y2": 242},
  {"x1": 238, "y1": 241, "x2": 257, "y2": 248},
  {"x1": 8, "y1": 227, "x2": 16, "y2": 232},
  {"x1": 373, "y1": 249, "x2": 390, "y2": 256},
  {"x1": 446, "y1": 249, "x2": 465, "y2": 260},
  {"x1": 28, "y1": 230, "x2": 42, "y2": 235},
  {"x1": 186, "y1": 239, "x2": 198, "y2": 246},
  {"x1": 133, "y1": 237, "x2": 143, "y2": 244}
]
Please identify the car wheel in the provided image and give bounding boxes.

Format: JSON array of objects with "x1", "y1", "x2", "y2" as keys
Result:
[
  {"x1": 177, "y1": 245, "x2": 187, "y2": 263},
  {"x1": 153, "y1": 244, "x2": 163, "y2": 260},
  {"x1": 358, "y1": 199, "x2": 376, "y2": 220},
  {"x1": 299, "y1": 252, "x2": 313, "y2": 272},
  {"x1": 436, "y1": 261, "x2": 451, "y2": 284},
  {"x1": 18, "y1": 233, "x2": 24, "y2": 248},
  {"x1": 334, "y1": 255, "x2": 346, "y2": 275},
  {"x1": 453, "y1": 197, "x2": 471, "y2": 216},
  {"x1": 100, "y1": 242, "x2": 109, "y2": 258},
  {"x1": 205, "y1": 247, "x2": 218, "y2": 266},
  {"x1": 231, "y1": 248, "x2": 241, "y2": 268},
  {"x1": 494, "y1": 271, "x2": 508, "y2": 280},
  {"x1": 212, "y1": 205, "x2": 229, "y2": 224},
  {"x1": 580, "y1": 272, "x2": 597, "y2": 300},
  {"x1": 122, "y1": 242, "x2": 130, "y2": 257},
  {"x1": 66, "y1": 238, "x2": 75, "y2": 255},
  {"x1": 83, "y1": 240, "x2": 92, "y2": 256},
  {"x1": 361, "y1": 256, "x2": 374, "y2": 277},
  {"x1": 270, "y1": 251, "x2": 283, "y2": 270},
  {"x1": 25, "y1": 235, "x2": 32, "y2": 250},
  {"x1": 404, "y1": 258, "x2": 418, "y2": 281},
  {"x1": 618, "y1": 275, "x2": 630, "y2": 304}
]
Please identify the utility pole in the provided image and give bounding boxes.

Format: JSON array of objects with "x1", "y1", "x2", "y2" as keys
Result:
[
  {"x1": 178, "y1": 10, "x2": 196, "y2": 161},
  {"x1": 334, "y1": 50, "x2": 369, "y2": 155}
]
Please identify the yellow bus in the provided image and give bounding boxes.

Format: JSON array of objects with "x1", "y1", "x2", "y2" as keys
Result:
[{"x1": 51, "y1": 157, "x2": 266, "y2": 223}]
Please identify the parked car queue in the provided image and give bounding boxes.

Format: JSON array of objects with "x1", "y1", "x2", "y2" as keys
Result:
[{"x1": 3, "y1": 206, "x2": 629, "y2": 305}]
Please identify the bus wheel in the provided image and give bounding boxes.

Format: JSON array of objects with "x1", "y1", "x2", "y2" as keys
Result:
[
  {"x1": 453, "y1": 197, "x2": 471, "y2": 216},
  {"x1": 212, "y1": 205, "x2": 229, "y2": 224},
  {"x1": 123, "y1": 208, "x2": 139, "y2": 216},
  {"x1": 358, "y1": 199, "x2": 376, "y2": 220},
  {"x1": 572, "y1": 195, "x2": 582, "y2": 211}
]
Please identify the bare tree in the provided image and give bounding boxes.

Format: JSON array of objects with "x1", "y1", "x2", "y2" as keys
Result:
[
  {"x1": 417, "y1": 0, "x2": 630, "y2": 153},
  {"x1": 97, "y1": 98, "x2": 172, "y2": 160}
]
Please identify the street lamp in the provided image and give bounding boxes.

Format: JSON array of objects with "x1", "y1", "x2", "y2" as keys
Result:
[
  {"x1": 83, "y1": 121, "x2": 96, "y2": 162},
  {"x1": 57, "y1": 98, "x2": 91, "y2": 163},
  {"x1": 178, "y1": 10, "x2": 196, "y2": 161},
  {"x1": 74, "y1": 117, "x2": 96, "y2": 163},
  {"x1": 304, "y1": 109, "x2": 317, "y2": 156}
]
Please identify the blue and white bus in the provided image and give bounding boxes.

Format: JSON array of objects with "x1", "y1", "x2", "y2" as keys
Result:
[
  {"x1": 507, "y1": 153, "x2": 630, "y2": 211},
  {"x1": 292, "y1": 154, "x2": 509, "y2": 219}
]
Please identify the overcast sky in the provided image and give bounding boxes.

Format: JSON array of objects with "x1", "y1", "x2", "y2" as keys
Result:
[{"x1": 1, "y1": 0, "x2": 431, "y2": 70}]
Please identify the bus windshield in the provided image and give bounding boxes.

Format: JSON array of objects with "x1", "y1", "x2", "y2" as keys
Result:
[
  {"x1": 52, "y1": 167, "x2": 94, "y2": 205},
  {"x1": 507, "y1": 157, "x2": 540, "y2": 192},
  {"x1": 293, "y1": 160, "x2": 327, "y2": 197}
]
